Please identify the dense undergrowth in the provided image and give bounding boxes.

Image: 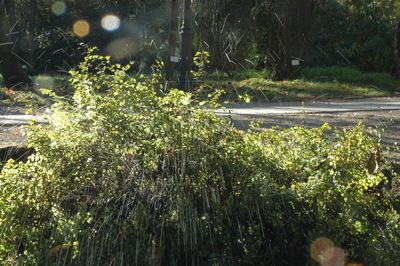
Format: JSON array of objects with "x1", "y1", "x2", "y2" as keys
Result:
[{"x1": 1, "y1": 54, "x2": 400, "y2": 265}]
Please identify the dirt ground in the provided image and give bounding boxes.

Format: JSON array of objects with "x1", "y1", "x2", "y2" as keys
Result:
[
  {"x1": 0, "y1": 126, "x2": 27, "y2": 148},
  {"x1": 229, "y1": 110, "x2": 400, "y2": 162}
]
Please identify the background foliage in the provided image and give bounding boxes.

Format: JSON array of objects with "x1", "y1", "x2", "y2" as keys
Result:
[
  {"x1": 308, "y1": 0, "x2": 398, "y2": 72},
  {"x1": 6, "y1": 0, "x2": 400, "y2": 78}
]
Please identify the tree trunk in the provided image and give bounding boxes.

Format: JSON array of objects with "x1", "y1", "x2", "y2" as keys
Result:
[
  {"x1": 0, "y1": 1, "x2": 32, "y2": 89},
  {"x1": 395, "y1": 20, "x2": 400, "y2": 79},
  {"x1": 255, "y1": 0, "x2": 315, "y2": 80},
  {"x1": 269, "y1": 0, "x2": 315, "y2": 80},
  {"x1": 29, "y1": 0, "x2": 37, "y2": 34},
  {"x1": 166, "y1": 0, "x2": 178, "y2": 84}
]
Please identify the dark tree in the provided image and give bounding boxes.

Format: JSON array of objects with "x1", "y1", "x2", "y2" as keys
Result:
[
  {"x1": 194, "y1": 0, "x2": 256, "y2": 71},
  {"x1": 0, "y1": 0, "x2": 32, "y2": 89},
  {"x1": 255, "y1": 0, "x2": 317, "y2": 80}
]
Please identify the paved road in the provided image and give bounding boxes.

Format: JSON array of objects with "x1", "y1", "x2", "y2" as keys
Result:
[
  {"x1": 0, "y1": 98, "x2": 399, "y2": 160},
  {"x1": 217, "y1": 97, "x2": 400, "y2": 116},
  {"x1": 1, "y1": 97, "x2": 400, "y2": 126},
  {"x1": 229, "y1": 110, "x2": 400, "y2": 161},
  {"x1": 0, "y1": 115, "x2": 47, "y2": 126}
]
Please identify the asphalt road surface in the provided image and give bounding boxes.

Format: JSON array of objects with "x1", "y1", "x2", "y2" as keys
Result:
[
  {"x1": 1, "y1": 97, "x2": 399, "y2": 161},
  {"x1": 229, "y1": 110, "x2": 400, "y2": 161}
]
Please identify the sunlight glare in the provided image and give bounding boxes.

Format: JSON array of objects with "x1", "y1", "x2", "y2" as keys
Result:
[
  {"x1": 73, "y1": 20, "x2": 90, "y2": 38},
  {"x1": 105, "y1": 37, "x2": 141, "y2": 61},
  {"x1": 101, "y1": 15, "x2": 121, "y2": 32},
  {"x1": 51, "y1": 1, "x2": 67, "y2": 16}
]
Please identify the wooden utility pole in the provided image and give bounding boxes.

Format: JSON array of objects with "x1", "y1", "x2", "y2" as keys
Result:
[
  {"x1": 395, "y1": 20, "x2": 400, "y2": 79},
  {"x1": 179, "y1": 0, "x2": 193, "y2": 91},
  {"x1": 165, "y1": 0, "x2": 178, "y2": 87}
]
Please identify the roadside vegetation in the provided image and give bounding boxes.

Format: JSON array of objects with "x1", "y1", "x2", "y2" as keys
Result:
[
  {"x1": 2, "y1": 66, "x2": 400, "y2": 108},
  {"x1": 1, "y1": 55, "x2": 400, "y2": 265},
  {"x1": 202, "y1": 67, "x2": 400, "y2": 102},
  {"x1": 0, "y1": 1, "x2": 399, "y2": 265},
  {"x1": 0, "y1": 75, "x2": 70, "y2": 108}
]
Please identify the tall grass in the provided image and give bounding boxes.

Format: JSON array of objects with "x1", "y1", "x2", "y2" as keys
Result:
[
  {"x1": 295, "y1": 66, "x2": 400, "y2": 90},
  {"x1": 203, "y1": 66, "x2": 400, "y2": 102}
]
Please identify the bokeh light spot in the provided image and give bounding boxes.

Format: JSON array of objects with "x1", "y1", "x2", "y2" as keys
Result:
[
  {"x1": 323, "y1": 247, "x2": 346, "y2": 266},
  {"x1": 51, "y1": 1, "x2": 67, "y2": 16},
  {"x1": 101, "y1": 15, "x2": 121, "y2": 32},
  {"x1": 73, "y1": 20, "x2": 90, "y2": 38},
  {"x1": 105, "y1": 37, "x2": 141, "y2": 61},
  {"x1": 311, "y1": 238, "x2": 335, "y2": 263}
]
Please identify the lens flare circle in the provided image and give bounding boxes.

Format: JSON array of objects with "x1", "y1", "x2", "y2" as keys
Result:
[
  {"x1": 73, "y1": 20, "x2": 90, "y2": 38},
  {"x1": 101, "y1": 14, "x2": 121, "y2": 32},
  {"x1": 105, "y1": 37, "x2": 141, "y2": 61},
  {"x1": 51, "y1": 1, "x2": 67, "y2": 16},
  {"x1": 323, "y1": 247, "x2": 346, "y2": 266},
  {"x1": 310, "y1": 237, "x2": 335, "y2": 263}
]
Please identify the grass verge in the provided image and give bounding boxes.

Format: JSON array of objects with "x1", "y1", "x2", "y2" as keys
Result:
[
  {"x1": 1, "y1": 67, "x2": 400, "y2": 106},
  {"x1": 203, "y1": 66, "x2": 400, "y2": 102},
  {"x1": 0, "y1": 75, "x2": 70, "y2": 108}
]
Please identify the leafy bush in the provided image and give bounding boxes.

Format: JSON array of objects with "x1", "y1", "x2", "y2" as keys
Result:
[{"x1": 1, "y1": 53, "x2": 400, "y2": 265}]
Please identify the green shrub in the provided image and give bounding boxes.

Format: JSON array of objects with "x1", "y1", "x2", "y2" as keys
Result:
[{"x1": 1, "y1": 53, "x2": 400, "y2": 265}]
